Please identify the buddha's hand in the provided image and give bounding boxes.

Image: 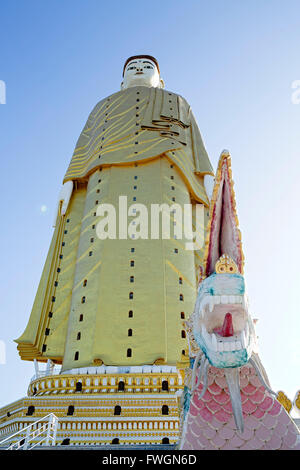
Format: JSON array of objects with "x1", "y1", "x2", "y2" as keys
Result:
[
  {"x1": 204, "y1": 174, "x2": 215, "y2": 201},
  {"x1": 53, "y1": 181, "x2": 73, "y2": 227}
]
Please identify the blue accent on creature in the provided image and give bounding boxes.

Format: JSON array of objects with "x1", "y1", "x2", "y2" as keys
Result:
[
  {"x1": 182, "y1": 386, "x2": 191, "y2": 421},
  {"x1": 193, "y1": 330, "x2": 250, "y2": 368},
  {"x1": 197, "y1": 273, "x2": 245, "y2": 298}
]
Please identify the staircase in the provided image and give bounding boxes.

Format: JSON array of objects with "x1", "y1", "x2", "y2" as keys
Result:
[{"x1": 0, "y1": 413, "x2": 58, "y2": 450}]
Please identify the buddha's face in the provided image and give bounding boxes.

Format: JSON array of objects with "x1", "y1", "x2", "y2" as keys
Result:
[{"x1": 122, "y1": 58, "x2": 164, "y2": 89}]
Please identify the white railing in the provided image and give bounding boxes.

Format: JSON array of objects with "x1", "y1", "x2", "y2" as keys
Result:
[
  {"x1": 30, "y1": 368, "x2": 61, "y2": 382},
  {"x1": 30, "y1": 359, "x2": 61, "y2": 383},
  {"x1": 0, "y1": 413, "x2": 58, "y2": 450}
]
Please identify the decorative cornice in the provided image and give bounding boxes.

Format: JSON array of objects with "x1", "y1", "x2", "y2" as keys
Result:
[{"x1": 28, "y1": 372, "x2": 183, "y2": 397}]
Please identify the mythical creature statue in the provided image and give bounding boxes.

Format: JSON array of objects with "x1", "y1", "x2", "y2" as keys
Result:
[{"x1": 178, "y1": 150, "x2": 300, "y2": 450}]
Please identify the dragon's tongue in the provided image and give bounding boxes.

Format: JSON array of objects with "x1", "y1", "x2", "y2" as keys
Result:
[
  {"x1": 221, "y1": 313, "x2": 234, "y2": 337},
  {"x1": 214, "y1": 313, "x2": 234, "y2": 337}
]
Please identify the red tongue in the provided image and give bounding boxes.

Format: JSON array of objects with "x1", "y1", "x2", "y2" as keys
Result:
[{"x1": 213, "y1": 313, "x2": 234, "y2": 337}]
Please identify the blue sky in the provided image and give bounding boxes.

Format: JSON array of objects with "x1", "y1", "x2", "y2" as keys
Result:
[{"x1": 0, "y1": 0, "x2": 299, "y2": 410}]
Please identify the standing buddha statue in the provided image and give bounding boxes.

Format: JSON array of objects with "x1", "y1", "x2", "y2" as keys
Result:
[{"x1": 16, "y1": 55, "x2": 214, "y2": 374}]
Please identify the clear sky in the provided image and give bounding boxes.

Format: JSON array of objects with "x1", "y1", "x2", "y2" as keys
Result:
[{"x1": 0, "y1": 0, "x2": 299, "y2": 411}]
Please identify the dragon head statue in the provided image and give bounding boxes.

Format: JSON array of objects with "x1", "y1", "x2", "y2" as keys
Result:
[
  {"x1": 186, "y1": 150, "x2": 266, "y2": 433},
  {"x1": 193, "y1": 255, "x2": 257, "y2": 370}
]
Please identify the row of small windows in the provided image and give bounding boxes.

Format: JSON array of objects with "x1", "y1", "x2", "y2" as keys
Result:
[
  {"x1": 71, "y1": 201, "x2": 185, "y2": 358},
  {"x1": 74, "y1": 348, "x2": 132, "y2": 361},
  {"x1": 113, "y1": 405, "x2": 169, "y2": 416},
  {"x1": 129, "y1": 241, "x2": 135, "y2": 358},
  {"x1": 129, "y1": 292, "x2": 183, "y2": 301},
  {"x1": 61, "y1": 437, "x2": 170, "y2": 446},
  {"x1": 77, "y1": 329, "x2": 133, "y2": 340},
  {"x1": 72, "y1": 379, "x2": 179, "y2": 394},
  {"x1": 92, "y1": 164, "x2": 177, "y2": 208},
  {"x1": 48, "y1": 313, "x2": 185, "y2": 338},
  {"x1": 71, "y1": 379, "x2": 170, "y2": 394}
]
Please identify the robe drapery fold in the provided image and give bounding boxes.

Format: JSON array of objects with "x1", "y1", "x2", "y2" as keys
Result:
[{"x1": 63, "y1": 86, "x2": 213, "y2": 205}]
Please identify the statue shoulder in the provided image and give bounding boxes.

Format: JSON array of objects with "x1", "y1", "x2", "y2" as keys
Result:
[
  {"x1": 89, "y1": 90, "x2": 123, "y2": 118},
  {"x1": 162, "y1": 88, "x2": 190, "y2": 107}
]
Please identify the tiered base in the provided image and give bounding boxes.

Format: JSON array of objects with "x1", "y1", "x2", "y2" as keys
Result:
[{"x1": 0, "y1": 371, "x2": 184, "y2": 447}]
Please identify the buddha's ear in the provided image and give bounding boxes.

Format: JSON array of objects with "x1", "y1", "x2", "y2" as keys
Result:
[
  {"x1": 120, "y1": 81, "x2": 124, "y2": 90},
  {"x1": 159, "y1": 78, "x2": 165, "y2": 89}
]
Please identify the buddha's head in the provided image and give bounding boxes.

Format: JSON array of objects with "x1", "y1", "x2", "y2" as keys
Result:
[{"x1": 121, "y1": 55, "x2": 165, "y2": 90}]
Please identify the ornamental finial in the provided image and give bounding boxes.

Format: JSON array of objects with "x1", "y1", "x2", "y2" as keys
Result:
[{"x1": 215, "y1": 254, "x2": 239, "y2": 274}]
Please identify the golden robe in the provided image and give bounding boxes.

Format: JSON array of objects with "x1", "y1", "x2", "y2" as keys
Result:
[{"x1": 16, "y1": 86, "x2": 213, "y2": 370}]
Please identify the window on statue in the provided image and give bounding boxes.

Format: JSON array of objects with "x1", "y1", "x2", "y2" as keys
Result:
[
  {"x1": 112, "y1": 438, "x2": 119, "y2": 445},
  {"x1": 162, "y1": 405, "x2": 169, "y2": 415},
  {"x1": 130, "y1": 276, "x2": 134, "y2": 283},
  {"x1": 75, "y1": 382, "x2": 82, "y2": 392},
  {"x1": 129, "y1": 292, "x2": 133, "y2": 299},
  {"x1": 61, "y1": 438, "x2": 70, "y2": 446},
  {"x1": 128, "y1": 310, "x2": 133, "y2": 318},
  {"x1": 114, "y1": 405, "x2": 121, "y2": 416},
  {"x1": 174, "y1": 249, "x2": 178, "y2": 253},
  {"x1": 131, "y1": 248, "x2": 135, "y2": 253},
  {"x1": 127, "y1": 348, "x2": 132, "y2": 358},
  {"x1": 118, "y1": 381, "x2": 125, "y2": 392},
  {"x1": 74, "y1": 351, "x2": 79, "y2": 361},
  {"x1": 162, "y1": 438, "x2": 169, "y2": 444},
  {"x1": 130, "y1": 260, "x2": 134, "y2": 267},
  {"x1": 182, "y1": 350, "x2": 186, "y2": 356},
  {"x1": 128, "y1": 329, "x2": 132, "y2": 337},
  {"x1": 179, "y1": 277, "x2": 183, "y2": 285},
  {"x1": 181, "y1": 312, "x2": 185, "y2": 319},
  {"x1": 26, "y1": 406, "x2": 35, "y2": 416},
  {"x1": 79, "y1": 314, "x2": 83, "y2": 322},
  {"x1": 67, "y1": 405, "x2": 75, "y2": 416},
  {"x1": 77, "y1": 332, "x2": 81, "y2": 340},
  {"x1": 162, "y1": 380, "x2": 169, "y2": 391},
  {"x1": 83, "y1": 280, "x2": 87, "y2": 287},
  {"x1": 181, "y1": 330, "x2": 186, "y2": 338},
  {"x1": 81, "y1": 296, "x2": 86, "y2": 304},
  {"x1": 180, "y1": 294, "x2": 184, "y2": 301}
]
